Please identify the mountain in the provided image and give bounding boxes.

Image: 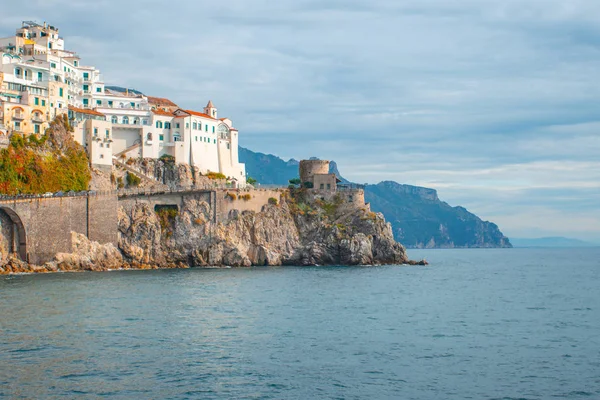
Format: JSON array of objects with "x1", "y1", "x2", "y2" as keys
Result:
[
  {"x1": 239, "y1": 147, "x2": 299, "y2": 185},
  {"x1": 365, "y1": 181, "x2": 511, "y2": 248},
  {"x1": 239, "y1": 147, "x2": 512, "y2": 248},
  {"x1": 510, "y1": 237, "x2": 599, "y2": 248}
]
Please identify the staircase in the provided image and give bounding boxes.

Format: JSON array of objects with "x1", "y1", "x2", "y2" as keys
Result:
[
  {"x1": 113, "y1": 159, "x2": 165, "y2": 188},
  {"x1": 113, "y1": 142, "x2": 141, "y2": 159}
]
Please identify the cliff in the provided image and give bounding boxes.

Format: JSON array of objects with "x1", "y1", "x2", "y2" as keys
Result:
[
  {"x1": 239, "y1": 147, "x2": 512, "y2": 248},
  {"x1": 365, "y1": 181, "x2": 511, "y2": 248},
  {"x1": 118, "y1": 190, "x2": 411, "y2": 267}
]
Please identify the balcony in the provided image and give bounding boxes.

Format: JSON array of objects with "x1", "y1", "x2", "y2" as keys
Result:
[
  {"x1": 32, "y1": 115, "x2": 44, "y2": 123},
  {"x1": 13, "y1": 114, "x2": 24, "y2": 121}
]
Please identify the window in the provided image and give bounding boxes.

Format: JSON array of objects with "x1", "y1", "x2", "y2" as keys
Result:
[
  {"x1": 42, "y1": 100, "x2": 45, "y2": 106},
  {"x1": 34, "y1": 124, "x2": 40, "y2": 134},
  {"x1": 327, "y1": 184, "x2": 331, "y2": 190},
  {"x1": 165, "y1": 122, "x2": 171, "y2": 129},
  {"x1": 100, "y1": 143, "x2": 104, "y2": 148},
  {"x1": 159, "y1": 134, "x2": 164, "y2": 141},
  {"x1": 186, "y1": 122, "x2": 189, "y2": 129},
  {"x1": 37, "y1": 72, "x2": 42, "y2": 80},
  {"x1": 227, "y1": 143, "x2": 230, "y2": 150},
  {"x1": 14, "y1": 121, "x2": 21, "y2": 130},
  {"x1": 111, "y1": 116, "x2": 118, "y2": 124},
  {"x1": 130, "y1": 102, "x2": 135, "y2": 108},
  {"x1": 193, "y1": 122, "x2": 197, "y2": 130},
  {"x1": 156, "y1": 121, "x2": 163, "y2": 129},
  {"x1": 122, "y1": 116, "x2": 129, "y2": 124},
  {"x1": 83, "y1": 72, "x2": 89, "y2": 79},
  {"x1": 100, "y1": 154, "x2": 104, "y2": 159},
  {"x1": 212, "y1": 126, "x2": 215, "y2": 133},
  {"x1": 15, "y1": 68, "x2": 21, "y2": 76},
  {"x1": 74, "y1": 61, "x2": 78, "y2": 67},
  {"x1": 108, "y1": 101, "x2": 113, "y2": 107},
  {"x1": 96, "y1": 87, "x2": 101, "y2": 93},
  {"x1": 94, "y1": 128, "x2": 98, "y2": 136},
  {"x1": 106, "y1": 143, "x2": 110, "y2": 148},
  {"x1": 83, "y1": 98, "x2": 89, "y2": 106},
  {"x1": 205, "y1": 125, "x2": 208, "y2": 132},
  {"x1": 176, "y1": 123, "x2": 180, "y2": 128},
  {"x1": 51, "y1": 62, "x2": 56, "y2": 68},
  {"x1": 174, "y1": 135, "x2": 181, "y2": 142},
  {"x1": 59, "y1": 88, "x2": 63, "y2": 97},
  {"x1": 83, "y1": 84, "x2": 89, "y2": 91},
  {"x1": 106, "y1": 129, "x2": 110, "y2": 138},
  {"x1": 320, "y1": 184, "x2": 324, "y2": 190},
  {"x1": 214, "y1": 139, "x2": 216, "y2": 144},
  {"x1": 198, "y1": 123, "x2": 202, "y2": 130},
  {"x1": 195, "y1": 136, "x2": 198, "y2": 142},
  {"x1": 96, "y1": 100, "x2": 101, "y2": 106},
  {"x1": 34, "y1": 97, "x2": 39, "y2": 105}
]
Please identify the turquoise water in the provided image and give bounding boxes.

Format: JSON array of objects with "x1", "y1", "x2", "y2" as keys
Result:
[{"x1": 1, "y1": 248, "x2": 599, "y2": 399}]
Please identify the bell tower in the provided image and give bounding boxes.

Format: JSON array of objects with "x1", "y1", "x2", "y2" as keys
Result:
[{"x1": 204, "y1": 100, "x2": 217, "y2": 119}]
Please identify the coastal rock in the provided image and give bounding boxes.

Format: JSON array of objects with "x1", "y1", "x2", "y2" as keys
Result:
[
  {"x1": 52, "y1": 232, "x2": 123, "y2": 271},
  {"x1": 117, "y1": 192, "x2": 411, "y2": 268}
]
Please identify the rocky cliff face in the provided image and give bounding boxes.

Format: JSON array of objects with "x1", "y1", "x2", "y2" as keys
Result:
[
  {"x1": 118, "y1": 191, "x2": 411, "y2": 267},
  {"x1": 366, "y1": 181, "x2": 512, "y2": 248}
]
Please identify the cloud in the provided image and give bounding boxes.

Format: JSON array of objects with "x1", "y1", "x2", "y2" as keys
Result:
[{"x1": 1, "y1": 0, "x2": 599, "y2": 240}]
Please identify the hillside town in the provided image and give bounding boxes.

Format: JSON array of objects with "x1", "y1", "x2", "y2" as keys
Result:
[{"x1": 0, "y1": 21, "x2": 246, "y2": 185}]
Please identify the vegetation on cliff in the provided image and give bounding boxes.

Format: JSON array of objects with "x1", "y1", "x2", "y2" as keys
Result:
[{"x1": 0, "y1": 115, "x2": 91, "y2": 195}]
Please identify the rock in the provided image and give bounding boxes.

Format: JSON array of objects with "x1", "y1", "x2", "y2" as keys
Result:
[
  {"x1": 117, "y1": 192, "x2": 412, "y2": 268},
  {"x1": 53, "y1": 232, "x2": 123, "y2": 271}
]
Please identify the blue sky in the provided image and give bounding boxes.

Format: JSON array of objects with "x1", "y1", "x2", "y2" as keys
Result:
[{"x1": 2, "y1": 0, "x2": 599, "y2": 241}]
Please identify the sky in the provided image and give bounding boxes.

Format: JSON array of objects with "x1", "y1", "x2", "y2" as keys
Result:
[{"x1": 1, "y1": 0, "x2": 599, "y2": 242}]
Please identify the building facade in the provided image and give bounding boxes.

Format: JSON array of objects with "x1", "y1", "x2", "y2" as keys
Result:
[{"x1": 0, "y1": 21, "x2": 246, "y2": 185}]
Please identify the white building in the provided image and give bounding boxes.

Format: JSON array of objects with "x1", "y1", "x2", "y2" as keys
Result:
[{"x1": 0, "y1": 21, "x2": 246, "y2": 185}]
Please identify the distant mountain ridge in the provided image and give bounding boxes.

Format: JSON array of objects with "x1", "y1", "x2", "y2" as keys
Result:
[
  {"x1": 240, "y1": 147, "x2": 512, "y2": 249},
  {"x1": 510, "y1": 237, "x2": 599, "y2": 248}
]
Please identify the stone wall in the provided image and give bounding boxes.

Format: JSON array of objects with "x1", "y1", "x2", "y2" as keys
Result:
[
  {"x1": 0, "y1": 194, "x2": 119, "y2": 265},
  {"x1": 215, "y1": 189, "x2": 284, "y2": 222}
]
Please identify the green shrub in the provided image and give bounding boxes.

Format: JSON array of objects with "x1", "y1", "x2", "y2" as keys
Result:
[
  {"x1": 126, "y1": 172, "x2": 141, "y2": 187},
  {"x1": 240, "y1": 193, "x2": 252, "y2": 201},
  {"x1": 268, "y1": 197, "x2": 278, "y2": 206},
  {"x1": 246, "y1": 176, "x2": 257, "y2": 185}
]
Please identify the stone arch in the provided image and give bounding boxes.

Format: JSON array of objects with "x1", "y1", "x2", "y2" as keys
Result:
[{"x1": 0, "y1": 207, "x2": 27, "y2": 261}]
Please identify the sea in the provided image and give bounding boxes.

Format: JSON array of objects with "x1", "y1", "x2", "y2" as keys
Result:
[{"x1": 1, "y1": 248, "x2": 599, "y2": 399}]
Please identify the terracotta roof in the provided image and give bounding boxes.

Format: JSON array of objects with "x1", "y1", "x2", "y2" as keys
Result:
[
  {"x1": 181, "y1": 109, "x2": 216, "y2": 120},
  {"x1": 152, "y1": 109, "x2": 175, "y2": 117},
  {"x1": 148, "y1": 96, "x2": 178, "y2": 107},
  {"x1": 68, "y1": 105, "x2": 105, "y2": 117}
]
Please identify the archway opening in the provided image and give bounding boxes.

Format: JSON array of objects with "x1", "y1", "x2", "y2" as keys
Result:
[{"x1": 0, "y1": 207, "x2": 27, "y2": 262}]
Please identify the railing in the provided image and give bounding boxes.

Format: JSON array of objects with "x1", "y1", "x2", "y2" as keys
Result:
[
  {"x1": 13, "y1": 114, "x2": 24, "y2": 120},
  {"x1": 32, "y1": 116, "x2": 43, "y2": 123},
  {"x1": 0, "y1": 189, "x2": 116, "y2": 202}
]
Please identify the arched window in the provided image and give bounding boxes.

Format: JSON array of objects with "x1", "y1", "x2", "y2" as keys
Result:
[
  {"x1": 122, "y1": 116, "x2": 129, "y2": 124},
  {"x1": 111, "y1": 116, "x2": 118, "y2": 124},
  {"x1": 217, "y1": 124, "x2": 230, "y2": 140},
  {"x1": 133, "y1": 118, "x2": 139, "y2": 125}
]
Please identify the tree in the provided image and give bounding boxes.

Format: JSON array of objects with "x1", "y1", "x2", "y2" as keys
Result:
[{"x1": 247, "y1": 176, "x2": 257, "y2": 185}]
